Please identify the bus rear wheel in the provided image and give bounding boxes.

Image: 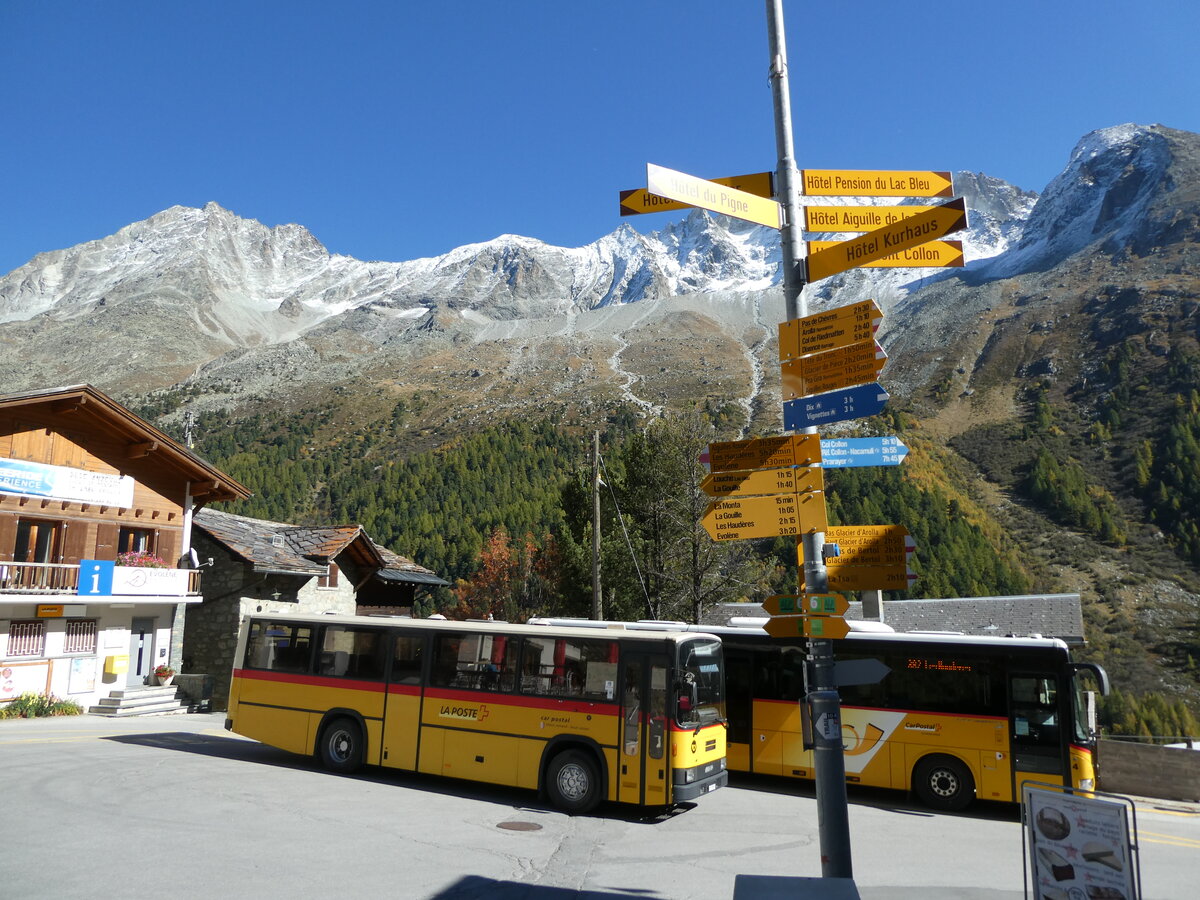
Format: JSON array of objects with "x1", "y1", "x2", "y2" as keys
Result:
[
  {"x1": 319, "y1": 716, "x2": 364, "y2": 774},
  {"x1": 546, "y1": 750, "x2": 601, "y2": 814},
  {"x1": 913, "y1": 755, "x2": 975, "y2": 812}
]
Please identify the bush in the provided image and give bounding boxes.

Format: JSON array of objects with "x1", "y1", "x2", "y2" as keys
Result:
[{"x1": 0, "y1": 692, "x2": 84, "y2": 719}]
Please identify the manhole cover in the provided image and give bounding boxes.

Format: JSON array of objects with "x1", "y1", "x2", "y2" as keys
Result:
[{"x1": 497, "y1": 821, "x2": 543, "y2": 832}]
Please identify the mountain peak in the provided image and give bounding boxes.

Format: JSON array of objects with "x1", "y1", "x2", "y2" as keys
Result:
[{"x1": 977, "y1": 123, "x2": 1186, "y2": 277}]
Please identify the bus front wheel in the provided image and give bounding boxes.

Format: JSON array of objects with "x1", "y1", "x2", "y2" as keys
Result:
[
  {"x1": 319, "y1": 716, "x2": 364, "y2": 774},
  {"x1": 546, "y1": 750, "x2": 601, "y2": 814},
  {"x1": 913, "y1": 755, "x2": 975, "y2": 812}
]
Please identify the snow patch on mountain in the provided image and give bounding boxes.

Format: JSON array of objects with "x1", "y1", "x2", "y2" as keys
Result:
[{"x1": 978, "y1": 124, "x2": 1173, "y2": 277}]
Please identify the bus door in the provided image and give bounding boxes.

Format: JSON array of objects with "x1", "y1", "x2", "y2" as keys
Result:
[
  {"x1": 618, "y1": 651, "x2": 669, "y2": 807},
  {"x1": 1009, "y1": 673, "x2": 1066, "y2": 794},
  {"x1": 722, "y1": 648, "x2": 754, "y2": 772}
]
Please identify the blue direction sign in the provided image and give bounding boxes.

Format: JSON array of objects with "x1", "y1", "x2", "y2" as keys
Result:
[
  {"x1": 783, "y1": 383, "x2": 889, "y2": 430},
  {"x1": 819, "y1": 436, "x2": 908, "y2": 468}
]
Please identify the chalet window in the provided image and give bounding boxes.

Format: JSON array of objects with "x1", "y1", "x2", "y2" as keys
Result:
[
  {"x1": 14, "y1": 519, "x2": 62, "y2": 564},
  {"x1": 6, "y1": 621, "x2": 46, "y2": 658},
  {"x1": 63, "y1": 620, "x2": 98, "y2": 654},
  {"x1": 118, "y1": 527, "x2": 156, "y2": 555},
  {"x1": 318, "y1": 562, "x2": 339, "y2": 589}
]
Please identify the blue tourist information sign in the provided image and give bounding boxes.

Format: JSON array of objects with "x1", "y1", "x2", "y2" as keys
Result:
[
  {"x1": 783, "y1": 382, "x2": 890, "y2": 430},
  {"x1": 819, "y1": 436, "x2": 908, "y2": 468}
]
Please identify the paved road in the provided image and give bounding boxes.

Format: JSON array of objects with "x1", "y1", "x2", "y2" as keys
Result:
[{"x1": 3, "y1": 713, "x2": 1197, "y2": 899}]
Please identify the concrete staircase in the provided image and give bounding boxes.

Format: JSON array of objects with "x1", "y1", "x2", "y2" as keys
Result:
[{"x1": 88, "y1": 684, "x2": 191, "y2": 717}]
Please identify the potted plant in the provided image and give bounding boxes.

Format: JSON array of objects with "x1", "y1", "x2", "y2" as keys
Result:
[
  {"x1": 154, "y1": 664, "x2": 176, "y2": 686},
  {"x1": 117, "y1": 551, "x2": 169, "y2": 568}
]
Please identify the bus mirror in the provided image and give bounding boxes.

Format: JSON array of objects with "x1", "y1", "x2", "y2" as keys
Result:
[{"x1": 677, "y1": 680, "x2": 698, "y2": 714}]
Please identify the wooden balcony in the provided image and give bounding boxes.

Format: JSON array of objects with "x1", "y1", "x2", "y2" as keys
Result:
[{"x1": 0, "y1": 562, "x2": 203, "y2": 596}]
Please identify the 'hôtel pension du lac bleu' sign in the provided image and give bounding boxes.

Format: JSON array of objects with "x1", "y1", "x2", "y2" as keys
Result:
[{"x1": 0, "y1": 458, "x2": 135, "y2": 508}]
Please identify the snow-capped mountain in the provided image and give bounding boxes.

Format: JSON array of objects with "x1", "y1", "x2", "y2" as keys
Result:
[
  {"x1": 978, "y1": 123, "x2": 1192, "y2": 278},
  {"x1": 0, "y1": 168, "x2": 1030, "y2": 342},
  {"x1": 0, "y1": 123, "x2": 1193, "y2": 411},
  {"x1": 0, "y1": 202, "x2": 778, "y2": 336}
]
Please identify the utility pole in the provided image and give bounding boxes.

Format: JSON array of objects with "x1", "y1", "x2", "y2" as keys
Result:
[
  {"x1": 766, "y1": 0, "x2": 853, "y2": 879},
  {"x1": 591, "y1": 430, "x2": 603, "y2": 620}
]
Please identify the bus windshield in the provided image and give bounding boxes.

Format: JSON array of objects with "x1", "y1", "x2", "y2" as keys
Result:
[{"x1": 676, "y1": 638, "x2": 725, "y2": 728}]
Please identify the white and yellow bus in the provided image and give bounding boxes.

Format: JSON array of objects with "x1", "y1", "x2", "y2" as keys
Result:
[
  {"x1": 226, "y1": 614, "x2": 727, "y2": 813},
  {"x1": 532, "y1": 618, "x2": 1109, "y2": 811}
]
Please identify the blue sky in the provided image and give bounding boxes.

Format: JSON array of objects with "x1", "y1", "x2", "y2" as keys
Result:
[{"x1": 1, "y1": 1, "x2": 1196, "y2": 276}]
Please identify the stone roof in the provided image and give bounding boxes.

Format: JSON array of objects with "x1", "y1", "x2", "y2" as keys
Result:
[
  {"x1": 374, "y1": 543, "x2": 449, "y2": 587},
  {"x1": 194, "y1": 508, "x2": 379, "y2": 575},
  {"x1": 708, "y1": 594, "x2": 1086, "y2": 646},
  {"x1": 193, "y1": 508, "x2": 446, "y2": 585}
]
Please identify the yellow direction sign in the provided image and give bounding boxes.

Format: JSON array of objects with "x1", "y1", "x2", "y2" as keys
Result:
[
  {"x1": 804, "y1": 198, "x2": 967, "y2": 283},
  {"x1": 620, "y1": 172, "x2": 774, "y2": 217},
  {"x1": 779, "y1": 299, "x2": 884, "y2": 361},
  {"x1": 801, "y1": 170, "x2": 954, "y2": 198},
  {"x1": 803, "y1": 616, "x2": 852, "y2": 639},
  {"x1": 762, "y1": 594, "x2": 804, "y2": 616},
  {"x1": 781, "y1": 339, "x2": 888, "y2": 400},
  {"x1": 821, "y1": 565, "x2": 917, "y2": 592},
  {"x1": 702, "y1": 491, "x2": 828, "y2": 542},
  {"x1": 804, "y1": 205, "x2": 938, "y2": 232},
  {"x1": 807, "y1": 239, "x2": 965, "y2": 271},
  {"x1": 701, "y1": 465, "x2": 824, "y2": 499},
  {"x1": 647, "y1": 163, "x2": 782, "y2": 229},
  {"x1": 764, "y1": 615, "x2": 852, "y2": 640},
  {"x1": 804, "y1": 592, "x2": 850, "y2": 616},
  {"x1": 822, "y1": 525, "x2": 914, "y2": 567},
  {"x1": 706, "y1": 434, "x2": 822, "y2": 473},
  {"x1": 762, "y1": 592, "x2": 847, "y2": 616}
]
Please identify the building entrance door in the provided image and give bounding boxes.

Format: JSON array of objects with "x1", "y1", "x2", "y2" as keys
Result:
[{"x1": 127, "y1": 617, "x2": 154, "y2": 687}]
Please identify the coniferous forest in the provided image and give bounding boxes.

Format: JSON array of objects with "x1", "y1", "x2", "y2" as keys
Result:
[{"x1": 137, "y1": 333, "x2": 1200, "y2": 738}]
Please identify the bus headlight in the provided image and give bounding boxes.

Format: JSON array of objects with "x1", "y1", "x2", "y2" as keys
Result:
[
  {"x1": 1079, "y1": 778, "x2": 1094, "y2": 790},
  {"x1": 684, "y1": 768, "x2": 696, "y2": 783}
]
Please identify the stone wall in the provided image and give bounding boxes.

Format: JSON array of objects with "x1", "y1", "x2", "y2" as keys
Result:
[
  {"x1": 1097, "y1": 739, "x2": 1200, "y2": 802},
  {"x1": 182, "y1": 531, "x2": 359, "y2": 710}
]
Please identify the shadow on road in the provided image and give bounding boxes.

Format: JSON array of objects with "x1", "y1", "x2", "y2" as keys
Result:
[
  {"x1": 726, "y1": 770, "x2": 1021, "y2": 823},
  {"x1": 102, "y1": 731, "x2": 695, "y2": 824},
  {"x1": 429, "y1": 875, "x2": 661, "y2": 899}
]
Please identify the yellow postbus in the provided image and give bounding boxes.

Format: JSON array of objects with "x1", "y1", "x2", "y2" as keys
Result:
[
  {"x1": 226, "y1": 613, "x2": 727, "y2": 813},
  {"x1": 532, "y1": 618, "x2": 1109, "y2": 811}
]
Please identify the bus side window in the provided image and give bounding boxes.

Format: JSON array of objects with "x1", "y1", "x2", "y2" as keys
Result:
[
  {"x1": 430, "y1": 635, "x2": 464, "y2": 687},
  {"x1": 246, "y1": 622, "x2": 314, "y2": 673},
  {"x1": 317, "y1": 626, "x2": 387, "y2": 680},
  {"x1": 392, "y1": 635, "x2": 424, "y2": 684},
  {"x1": 1012, "y1": 675, "x2": 1059, "y2": 740}
]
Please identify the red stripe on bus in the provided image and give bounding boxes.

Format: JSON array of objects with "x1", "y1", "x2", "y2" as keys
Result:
[{"x1": 387, "y1": 683, "x2": 423, "y2": 698}]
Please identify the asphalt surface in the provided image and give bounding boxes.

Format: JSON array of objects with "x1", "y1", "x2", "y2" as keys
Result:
[{"x1": 3, "y1": 712, "x2": 1197, "y2": 899}]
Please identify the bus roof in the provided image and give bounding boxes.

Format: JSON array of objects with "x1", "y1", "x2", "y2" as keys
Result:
[
  {"x1": 527, "y1": 617, "x2": 1070, "y2": 652},
  {"x1": 246, "y1": 611, "x2": 720, "y2": 646}
]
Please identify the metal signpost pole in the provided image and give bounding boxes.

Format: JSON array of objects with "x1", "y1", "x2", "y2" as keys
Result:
[{"x1": 766, "y1": 0, "x2": 853, "y2": 879}]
